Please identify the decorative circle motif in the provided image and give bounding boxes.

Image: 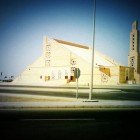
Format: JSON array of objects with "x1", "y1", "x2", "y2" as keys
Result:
[
  {"x1": 101, "y1": 73, "x2": 108, "y2": 83},
  {"x1": 71, "y1": 59, "x2": 76, "y2": 65},
  {"x1": 130, "y1": 56, "x2": 135, "y2": 67}
]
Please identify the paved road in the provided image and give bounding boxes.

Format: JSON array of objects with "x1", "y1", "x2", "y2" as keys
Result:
[
  {"x1": 1, "y1": 85, "x2": 140, "y2": 139},
  {"x1": 0, "y1": 108, "x2": 140, "y2": 140},
  {"x1": 0, "y1": 85, "x2": 140, "y2": 100}
]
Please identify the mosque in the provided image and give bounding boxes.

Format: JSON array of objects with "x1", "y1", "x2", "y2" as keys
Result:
[{"x1": 13, "y1": 21, "x2": 140, "y2": 85}]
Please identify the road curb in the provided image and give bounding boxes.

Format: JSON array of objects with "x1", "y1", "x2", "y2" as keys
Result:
[{"x1": 0, "y1": 101, "x2": 140, "y2": 109}]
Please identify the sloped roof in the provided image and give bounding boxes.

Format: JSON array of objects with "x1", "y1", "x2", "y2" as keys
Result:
[
  {"x1": 53, "y1": 39, "x2": 120, "y2": 67},
  {"x1": 54, "y1": 39, "x2": 89, "y2": 49}
]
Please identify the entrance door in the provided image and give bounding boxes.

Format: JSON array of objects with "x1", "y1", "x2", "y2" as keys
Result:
[{"x1": 70, "y1": 76, "x2": 76, "y2": 82}]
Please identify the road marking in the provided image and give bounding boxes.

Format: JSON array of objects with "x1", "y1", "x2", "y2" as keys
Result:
[{"x1": 20, "y1": 118, "x2": 96, "y2": 121}]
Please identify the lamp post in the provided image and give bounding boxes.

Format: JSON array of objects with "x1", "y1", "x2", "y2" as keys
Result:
[
  {"x1": 89, "y1": 0, "x2": 96, "y2": 100},
  {"x1": 0, "y1": 72, "x2": 2, "y2": 81}
]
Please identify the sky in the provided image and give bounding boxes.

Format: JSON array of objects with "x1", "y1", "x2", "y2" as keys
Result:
[{"x1": 0, "y1": 0, "x2": 140, "y2": 79}]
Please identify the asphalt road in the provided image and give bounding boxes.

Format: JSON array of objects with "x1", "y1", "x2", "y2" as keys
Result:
[
  {"x1": 0, "y1": 108, "x2": 140, "y2": 140},
  {"x1": 0, "y1": 85, "x2": 140, "y2": 139},
  {"x1": 0, "y1": 85, "x2": 140, "y2": 100}
]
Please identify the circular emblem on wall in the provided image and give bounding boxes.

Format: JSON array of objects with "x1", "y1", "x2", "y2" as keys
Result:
[
  {"x1": 101, "y1": 73, "x2": 108, "y2": 83},
  {"x1": 71, "y1": 59, "x2": 76, "y2": 65},
  {"x1": 130, "y1": 56, "x2": 135, "y2": 67}
]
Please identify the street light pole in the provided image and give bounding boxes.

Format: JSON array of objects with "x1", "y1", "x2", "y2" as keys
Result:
[
  {"x1": 0, "y1": 72, "x2": 2, "y2": 81},
  {"x1": 89, "y1": 0, "x2": 96, "y2": 100}
]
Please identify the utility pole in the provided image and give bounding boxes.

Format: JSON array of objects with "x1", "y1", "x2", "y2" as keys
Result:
[{"x1": 89, "y1": 0, "x2": 96, "y2": 100}]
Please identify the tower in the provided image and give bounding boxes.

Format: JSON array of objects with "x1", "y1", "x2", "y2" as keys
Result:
[{"x1": 128, "y1": 20, "x2": 140, "y2": 83}]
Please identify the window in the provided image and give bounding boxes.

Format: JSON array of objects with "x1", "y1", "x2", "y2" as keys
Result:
[
  {"x1": 132, "y1": 45, "x2": 134, "y2": 50},
  {"x1": 70, "y1": 76, "x2": 76, "y2": 82},
  {"x1": 65, "y1": 70, "x2": 68, "y2": 76},
  {"x1": 51, "y1": 71, "x2": 55, "y2": 80},
  {"x1": 45, "y1": 44, "x2": 51, "y2": 66},
  {"x1": 71, "y1": 67, "x2": 75, "y2": 73},
  {"x1": 46, "y1": 52, "x2": 51, "y2": 58},
  {"x1": 65, "y1": 70, "x2": 68, "y2": 79},
  {"x1": 65, "y1": 76, "x2": 68, "y2": 79},
  {"x1": 46, "y1": 60, "x2": 50, "y2": 66},
  {"x1": 45, "y1": 76, "x2": 50, "y2": 81},
  {"x1": 46, "y1": 45, "x2": 51, "y2": 51},
  {"x1": 130, "y1": 56, "x2": 135, "y2": 68},
  {"x1": 58, "y1": 70, "x2": 61, "y2": 79}
]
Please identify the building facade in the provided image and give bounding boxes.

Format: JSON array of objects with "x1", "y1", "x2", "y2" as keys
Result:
[{"x1": 14, "y1": 22, "x2": 139, "y2": 85}]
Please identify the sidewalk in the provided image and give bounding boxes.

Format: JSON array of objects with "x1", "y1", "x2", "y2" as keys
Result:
[
  {"x1": 0, "y1": 93, "x2": 140, "y2": 108},
  {"x1": 1, "y1": 99, "x2": 140, "y2": 108},
  {"x1": 1, "y1": 100, "x2": 140, "y2": 108}
]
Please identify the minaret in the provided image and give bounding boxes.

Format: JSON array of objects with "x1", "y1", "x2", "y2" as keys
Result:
[{"x1": 128, "y1": 20, "x2": 140, "y2": 83}]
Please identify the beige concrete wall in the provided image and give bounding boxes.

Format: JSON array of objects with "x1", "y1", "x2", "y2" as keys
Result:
[
  {"x1": 118, "y1": 66, "x2": 134, "y2": 84},
  {"x1": 74, "y1": 52, "x2": 90, "y2": 85},
  {"x1": 119, "y1": 66, "x2": 126, "y2": 83},
  {"x1": 77, "y1": 66, "x2": 120, "y2": 85},
  {"x1": 100, "y1": 66, "x2": 119, "y2": 85},
  {"x1": 14, "y1": 55, "x2": 45, "y2": 83},
  {"x1": 14, "y1": 36, "x2": 136, "y2": 85},
  {"x1": 14, "y1": 67, "x2": 44, "y2": 83},
  {"x1": 51, "y1": 40, "x2": 71, "y2": 67},
  {"x1": 134, "y1": 73, "x2": 140, "y2": 84},
  {"x1": 14, "y1": 39, "x2": 121, "y2": 85}
]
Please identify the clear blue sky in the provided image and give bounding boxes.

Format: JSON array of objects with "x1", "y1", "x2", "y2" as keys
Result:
[{"x1": 0, "y1": 0, "x2": 140, "y2": 78}]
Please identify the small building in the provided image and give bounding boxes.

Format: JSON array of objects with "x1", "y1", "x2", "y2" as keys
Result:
[{"x1": 14, "y1": 21, "x2": 140, "y2": 85}]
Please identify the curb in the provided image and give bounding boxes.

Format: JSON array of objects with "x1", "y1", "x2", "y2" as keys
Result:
[{"x1": 1, "y1": 101, "x2": 140, "y2": 108}]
